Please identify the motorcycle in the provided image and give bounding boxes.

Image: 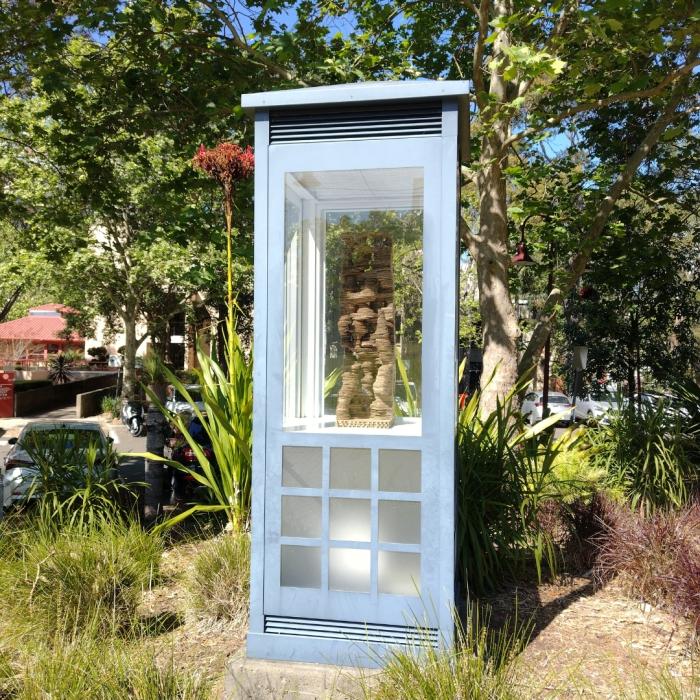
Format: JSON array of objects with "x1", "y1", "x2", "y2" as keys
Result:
[
  {"x1": 165, "y1": 420, "x2": 214, "y2": 504},
  {"x1": 121, "y1": 400, "x2": 145, "y2": 437}
]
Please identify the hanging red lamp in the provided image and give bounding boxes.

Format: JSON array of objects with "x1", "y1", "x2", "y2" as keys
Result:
[{"x1": 512, "y1": 233, "x2": 536, "y2": 266}]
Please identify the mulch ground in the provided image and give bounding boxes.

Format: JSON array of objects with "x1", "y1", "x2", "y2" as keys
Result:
[{"x1": 139, "y1": 544, "x2": 698, "y2": 699}]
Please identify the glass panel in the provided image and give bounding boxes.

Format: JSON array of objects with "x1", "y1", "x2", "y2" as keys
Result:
[
  {"x1": 330, "y1": 448, "x2": 370, "y2": 490},
  {"x1": 280, "y1": 545, "x2": 321, "y2": 589},
  {"x1": 284, "y1": 168, "x2": 423, "y2": 431},
  {"x1": 379, "y1": 501, "x2": 421, "y2": 544},
  {"x1": 281, "y1": 496, "x2": 321, "y2": 538},
  {"x1": 329, "y1": 498, "x2": 371, "y2": 542},
  {"x1": 329, "y1": 548, "x2": 370, "y2": 593},
  {"x1": 378, "y1": 551, "x2": 421, "y2": 596},
  {"x1": 379, "y1": 449, "x2": 421, "y2": 492},
  {"x1": 282, "y1": 446, "x2": 322, "y2": 488}
]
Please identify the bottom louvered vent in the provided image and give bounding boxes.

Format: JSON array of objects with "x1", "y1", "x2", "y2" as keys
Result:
[{"x1": 264, "y1": 615, "x2": 438, "y2": 647}]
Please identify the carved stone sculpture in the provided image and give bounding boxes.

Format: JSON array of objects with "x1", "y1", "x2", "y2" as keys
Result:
[{"x1": 336, "y1": 226, "x2": 395, "y2": 428}]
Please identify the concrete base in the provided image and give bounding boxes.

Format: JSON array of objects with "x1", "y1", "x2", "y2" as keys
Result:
[{"x1": 222, "y1": 654, "x2": 378, "y2": 699}]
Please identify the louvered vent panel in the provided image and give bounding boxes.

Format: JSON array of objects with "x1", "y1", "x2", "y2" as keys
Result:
[
  {"x1": 269, "y1": 102, "x2": 442, "y2": 143},
  {"x1": 264, "y1": 615, "x2": 439, "y2": 647}
]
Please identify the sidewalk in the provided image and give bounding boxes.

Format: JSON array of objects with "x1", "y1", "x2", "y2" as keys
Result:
[{"x1": 0, "y1": 405, "x2": 116, "y2": 442}]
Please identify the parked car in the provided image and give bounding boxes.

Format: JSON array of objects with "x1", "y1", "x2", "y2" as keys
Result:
[
  {"x1": 636, "y1": 392, "x2": 690, "y2": 420},
  {"x1": 521, "y1": 391, "x2": 574, "y2": 425},
  {"x1": 574, "y1": 392, "x2": 622, "y2": 423},
  {"x1": 2, "y1": 421, "x2": 113, "y2": 508},
  {"x1": 166, "y1": 385, "x2": 205, "y2": 415}
]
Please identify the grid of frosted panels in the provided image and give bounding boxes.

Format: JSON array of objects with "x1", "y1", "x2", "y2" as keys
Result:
[{"x1": 279, "y1": 446, "x2": 422, "y2": 597}]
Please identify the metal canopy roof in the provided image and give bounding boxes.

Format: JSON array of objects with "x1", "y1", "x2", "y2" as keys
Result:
[{"x1": 241, "y1": 80, "x2": 470, "y2": 111}]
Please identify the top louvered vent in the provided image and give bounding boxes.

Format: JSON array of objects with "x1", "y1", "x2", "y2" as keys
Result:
[{"x1": 269, "y1": 101, "x2": 442, "y2": 143}]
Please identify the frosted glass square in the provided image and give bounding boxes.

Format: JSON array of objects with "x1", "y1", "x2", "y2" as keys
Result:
[
  {"x1": 379, "y1": 450, "x2": 421, "y2": 492},
  {"x1": 281, "y1": 496, "x2": 321, "y2": 538},
  {"x1": 280, "y1": 545, "x2": 321, "y2": 588},
  {"x1": 379, "y1": 551, "x2": 421, "y2": 596},
  {"x1": 282, "y1": 446, "x2": 322, "y2": 488},
  {"x1": 330, "y1": 448, "x2": 371, "y2": 490},
  {"x1": 329, "y1": 548, "x2": 370, "y2": 593},
  {"x1": 329, "y1": 498, "x2": 371, "y2": 542},
  {"x1": 379, "y1": 501, "x2": 421, "y2": 544}
]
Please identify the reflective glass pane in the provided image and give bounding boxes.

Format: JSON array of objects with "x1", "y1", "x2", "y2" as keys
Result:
[
  {"x1": 329, "y1": 498, "x2": 371, "y2": 542},
  {"x1": 280, "y1": 545, "x2": 321, "y2": 589},
  {"x1": 378, "y1": 551, "x2": 421, "y2": 596},
  {"x1": 330, "y1": 448, "x2": 370, "y2": 490},
  {"x1": 329, "y1": 548, "x2": 370, "y2": 593},
  {"x1": 379, "y1": 501, "x2": 421, "y2": 544},
  {"x1": 379, "y1": 449, "x2": 421, "y2": 492},
  {"x1": 282, "y1": 446, "x2": 322, "y2": 488},
  {"x1": 281, "y1": 496, "x2": 321, "y2": 538},
  {"x1": 284, "y1": 168, "x2": 423, "y2": 431}
]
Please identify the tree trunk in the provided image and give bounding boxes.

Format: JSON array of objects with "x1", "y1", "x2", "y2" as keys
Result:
[
  {"x1": 474, "y1": 0, "x2": 520, "y2": 415},
  {"x1": 143, "y1": 380, "x2": 168, "y2": 523},
  {"x1": 121, "y1": 309, "x2": 138, "y2": 400}
]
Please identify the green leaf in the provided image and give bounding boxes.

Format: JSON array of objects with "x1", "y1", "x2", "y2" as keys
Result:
[{"x1": 606, "y1": 18, "x2": 623, "y2": 31}]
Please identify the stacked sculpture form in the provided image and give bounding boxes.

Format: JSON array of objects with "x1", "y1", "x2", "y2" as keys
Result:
[{"x1": 336, "y1": 224, "x2": 395, "y2": 428}]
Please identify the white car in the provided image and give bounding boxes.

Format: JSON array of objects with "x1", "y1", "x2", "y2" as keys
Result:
[
  {"x1": 574, "y1": 393, "x2": 622, "y2": 423},
  {"x1": 521, "y1": 391, "x2": 574, "y2": 425},
  {"x1": 2, "y1": 421, "x2": 112, "y2": 508},
  {"x1": 165, "y1": 385, "x2": 205, "y2": 415}
]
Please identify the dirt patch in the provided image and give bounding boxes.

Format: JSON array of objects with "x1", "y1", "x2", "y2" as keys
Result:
[
  {"x1": 138, "y1": 540, "x2": 246, "y2": 694},
  {"x1": 487, "y1": 576, "x2": 697, "y2": 697}
]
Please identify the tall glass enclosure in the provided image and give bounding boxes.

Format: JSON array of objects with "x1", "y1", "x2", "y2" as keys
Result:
[
  {"x1": 243, "y1": 81, "x2": 468, "y2": 668},
  {"x1": 284, "y1": 167, "x2": 423, "y2": 431}
]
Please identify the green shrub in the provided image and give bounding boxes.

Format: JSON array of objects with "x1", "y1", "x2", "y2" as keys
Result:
[
  {"x1": 0, "y1": 521, "x2": 161, "y2": 638},
  {"x1": 186, "y1": 533, "x2": 250, "y2": 623},
  {"x1": 101, "y1": 394, "x2": 120, "y2": 418},
  {"x1": 14, "y1": 636, "x2": 208, "y2": 700},
  {"x1": 142, "y1": 320, "x2": 252, "y2": 532},
  {"x1": 457, "y1": 380, "x2": 573, "y2": 595},
  {"x1": 587, "y1": 401, "x2": 696, "y2": 514}
]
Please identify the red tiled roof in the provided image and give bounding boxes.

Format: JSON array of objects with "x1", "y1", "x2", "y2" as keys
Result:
[
  {"x1": 29, "y1": 303, "x2": 77, "y2": 314},
  {"x1": 0, "y1": 315, "x2": 83, "y2": 343}
]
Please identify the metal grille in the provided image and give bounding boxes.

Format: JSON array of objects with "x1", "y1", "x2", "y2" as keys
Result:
[
  {"x1": 264, "y1": 615, "x2": 439, "y2": 646},
  {"x1": 269, "y1": 101, "x2": 442, "y2": 143}
]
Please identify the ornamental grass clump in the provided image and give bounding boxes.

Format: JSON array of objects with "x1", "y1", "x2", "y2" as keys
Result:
[
  {"x1": 0, "y1": 520, "x2": 161, "y2": 639},
  {"x1": 13, "y1": 636, "x2": 208, "y2": 700},
  {"x1": 185, "y1": 533, "x2": 250, "y2": 623},
  {"x1": 596, "y1": 499, "x2": 700, "y2": 631},
  {"x1": 363, "y1": 607, "x2": 529, "y2": 700}
]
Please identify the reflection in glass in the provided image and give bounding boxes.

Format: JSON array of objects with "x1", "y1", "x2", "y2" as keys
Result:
[
  {"x1": 378, "y1": 551, "x2": 421, "y2": 596},
  {"x1": 329, "y1": 548, "x2": 370, "y2": 593},
  {"x1": 282, "y1": 446, "x2": 322, "y2": 488},
  {"x1": 378, "y1": 500, "x2": 421, "y2": 544},
  {"x1": 330, "y1": 448, "x2": 371, "y2": 490},
  {"x1": 281, "y1": 496, "x2": 321, "y2": 538},
  {"x1": 280, "y1": 545, "x2": 321, "y2": 589},
  {"x1": 283, "y1": 168, "x2": 423, "y2": 430},
  {"x1": 329, "y1": 498, "x2": 371, "y2": 541},
  {"x1": 378, "y1": 449, "x2": 421, "y2": 492}
]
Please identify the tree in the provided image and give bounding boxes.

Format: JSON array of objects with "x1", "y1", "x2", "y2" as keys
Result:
[{"x1": 316, "y1": 0, "x2": 699, "y2": 410}]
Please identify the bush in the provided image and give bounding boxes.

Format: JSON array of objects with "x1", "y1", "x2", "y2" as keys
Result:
[
  {"x1": 457, "y1": 380, "x2": 574, "y2": 595},
  {"x1": 595, "y1": 499, "x2": 700, "y2": 631},
  {"x1": 186, "y1": 533, "x2": 250, "y2": 623},
  {"x1": 13, "y1": 636, "x2": 208, "y2": 700},
  {"x1": 0, "y1": 520, "x2": 161, "y2": 638},
  {"x1": 101, "y1": 394, "x2": 120, "y2": 418},
  {"x1": 586, "y1": 400, "x2": 697, "y2": 515}
]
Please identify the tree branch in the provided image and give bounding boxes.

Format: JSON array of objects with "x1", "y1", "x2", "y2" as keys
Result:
[
  {"x1": 466, "y1": 0, "x2": 489, "y2": 104},
  {"x1": 517, "y1": 76, "x2": 691, "y2": 376},
  {"x1": 198, "y1": 0, "x2": 307, "y2": 85},
  {"x1": 505, "y1": 56, "x2": 699, "y2": 150}
]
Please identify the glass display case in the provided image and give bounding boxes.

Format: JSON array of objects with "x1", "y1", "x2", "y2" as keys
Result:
[{"x1": 243, "y1": 80, "x2": 468, "y2": 668}]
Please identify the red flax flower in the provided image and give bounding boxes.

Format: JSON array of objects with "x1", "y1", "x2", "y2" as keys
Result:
[
  {"x1": 192, "y1": 142, "x2": 254, "y2": 190},
  {"x1": 193, "y1": 142, "x2": 254, "y2": 371}
]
